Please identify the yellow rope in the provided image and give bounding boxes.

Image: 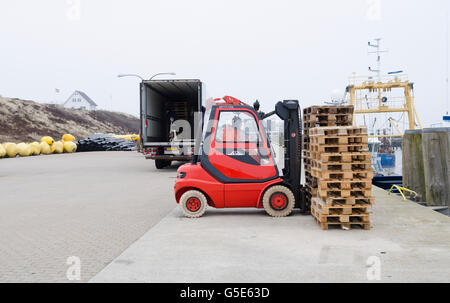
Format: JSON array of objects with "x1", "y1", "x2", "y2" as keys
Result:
[{"x1": 388, "y1": 185, "x2": 419, "y2": 201}]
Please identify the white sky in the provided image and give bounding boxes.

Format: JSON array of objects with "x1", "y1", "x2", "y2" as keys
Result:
[{"x1": 0, "y1": 0, "x2": 449, "y2": 127}]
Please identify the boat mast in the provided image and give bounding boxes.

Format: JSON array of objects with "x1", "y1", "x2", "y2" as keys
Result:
[{"x1": 368, "y1": 38, "x2": 388, "y2": 83}]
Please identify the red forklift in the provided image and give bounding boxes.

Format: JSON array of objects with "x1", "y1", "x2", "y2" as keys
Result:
[{"x1": 174, "y1": 96, "x2": 306, "y2": 218}]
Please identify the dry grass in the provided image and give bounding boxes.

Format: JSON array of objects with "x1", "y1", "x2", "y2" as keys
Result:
[{"x1": 0, "y1": 97, "x2": 139, "y2": 143}]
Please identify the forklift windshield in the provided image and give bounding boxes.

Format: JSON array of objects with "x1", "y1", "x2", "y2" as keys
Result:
[{"x1": 215, "y1": 111, "x2": 262, "y2": 143}]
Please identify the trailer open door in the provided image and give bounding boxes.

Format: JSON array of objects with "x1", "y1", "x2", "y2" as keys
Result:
[{"x1": 140, "y1": 82, "x2": 146, "y2": 144}]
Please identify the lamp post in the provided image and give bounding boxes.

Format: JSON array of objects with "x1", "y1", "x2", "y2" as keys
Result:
[
  {"x1": 148, "y1": 72, "x2": 176, "y2": 81},
  {"x1": 117, "y1": 72, "x2": 176, "y2": 81},
  {"x1": 117, "y1": 74, "x2": 145, "y2": 81}
]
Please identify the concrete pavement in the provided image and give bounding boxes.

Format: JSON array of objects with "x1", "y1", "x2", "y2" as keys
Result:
[
  {"x1": 91, "y1": 186, "x2": 450, "y2": 283},
  {"x1": 0, "y1": 152, "x2": 177, "y2": 282},
  {"x1": 1, "y1": 151, "x2": 449, "y2": 283}
]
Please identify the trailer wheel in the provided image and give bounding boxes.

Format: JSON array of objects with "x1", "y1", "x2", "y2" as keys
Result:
[
  {"x1": 179, "y1": 190, "x2": 208, "y2": 218},
  {"x1": 262, "y1": 185, "x2": 295, "y2": 217},
  {"x1": 155, "y1": 159, "x2": 171, "y2": 169}
]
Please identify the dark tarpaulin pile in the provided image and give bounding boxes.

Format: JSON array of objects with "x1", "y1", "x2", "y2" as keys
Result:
[{"x1": 76, "y1": 134, "x2": 137, "y2": 152}]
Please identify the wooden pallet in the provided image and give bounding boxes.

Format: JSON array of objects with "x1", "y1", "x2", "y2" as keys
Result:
[
  {"x1": 305, "y1": 177, "x2": 317, "y2": 187},
  {"x1": 304, "y1": 163, "x2": 311, "y2": 170},
  {"x1": 320, "y1": 195, "x2": 375, "y2": 206},
  {"x1": 303, "y1": 105, "x2": 354, "y2": 115},
  {"x1": 303, "y1": 114, "x2": 354, "y2": 123},
  {"x1": 311, "y1": 197, "x2": 371, "y2": 215},
  {"x1": 318, "y1": 179, "x2": 372, "y2": 190},
  {"x1": 310, "y1": 144, "x2": 368, "y2": 153},
  {"x1": 311, "y1": 204, "x2": 370, "y2": 223},
  {"x1": 303, "y1": 119, "x2": 353, "y2": 128},
  {"x1": 310, "y1": 162, "x2": 372, "y2": 172},
  {"x1": 311, "y1": 210, "x2": 371, "y2": 230},
  {"x1": 310, "y1": 135, "x2": 368, "y2": 145},
  {"x1": 311, "y1": 168, "x2": 373, "y2": 180},
  {"x1": 304, "y1": 157, "x2": 312, "y2": 166},
  {"x1": 305, "y1": 184, "x2": 318, "y2": 196},
  {"x1": 305, "y1": 171, "x2": 317, "y2": 187},
  {"x1": 309, "y1": 126, "x2": 368, "y2": 137},
  {"x1": 305, "y1": 170, "x2": 313, "y2": 177},
  {"x1": 318, "y1": 189, "x2": 373, "y2": 199},
  {"x1": 166, "y1": 101, "x2": 189, "y2": 117},
  {"x1": 303, "y1": 150, "x2": 311, "y2": 159},
  {"x1": 305, "y1": 182, "x2": 318, "y2": 191},
  {"x1": 310, "y1": 161, "x2": 351, "y2": 170},
  {"x1": 310, "y1": 152, "x2": 372, "y2": 163},
  {"x1": 312, "y1": 196, "x2": 373, "y2": 209}
]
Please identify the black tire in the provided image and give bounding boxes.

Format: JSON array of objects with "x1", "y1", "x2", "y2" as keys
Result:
[{"x1": 155, "y1": 159, "x2": 168, "y2": 169}]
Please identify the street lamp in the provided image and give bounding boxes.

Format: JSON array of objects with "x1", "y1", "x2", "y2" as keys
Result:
[
  {"x1": 117, "y1": 74, "x2": 145, "y2": 81},
  {"x1": 148, "y1": 72, "x2": 176, "y2": 81},
  {"x1": 117, "y1": 72, "x2": 176, "y2": 81}
]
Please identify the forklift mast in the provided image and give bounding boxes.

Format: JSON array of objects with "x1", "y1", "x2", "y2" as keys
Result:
[{"x1": 273, "y1": 100, "x2": 305, "y2": 210}]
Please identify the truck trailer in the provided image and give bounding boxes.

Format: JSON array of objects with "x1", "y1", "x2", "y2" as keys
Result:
[{"x1": 140, "y1": 79, "x2": 205, "y2": 169}]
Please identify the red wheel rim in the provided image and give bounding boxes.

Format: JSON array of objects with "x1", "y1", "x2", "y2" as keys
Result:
[
  {"x1": 186, "y1": 197, "x2": 201, "y2": 212},
  {"x1": 270, "y1": 193, "x2": 288, "y2": 210}
]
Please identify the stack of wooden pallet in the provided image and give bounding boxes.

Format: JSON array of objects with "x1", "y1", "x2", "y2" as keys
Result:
[
  {"x1": 308, "y1": 126, "x2": 374, "y2": 230},
  {"x1": 302, "y1": 105, "x2": 354, "y2": 210},
  {"x1": 166, "y1": 101, "x2": 189, "y2": 119}
]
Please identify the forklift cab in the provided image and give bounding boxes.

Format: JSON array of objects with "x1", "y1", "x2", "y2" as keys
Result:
[{"x1": 201, "y1": 106, "x2": 279, "y2": 182}]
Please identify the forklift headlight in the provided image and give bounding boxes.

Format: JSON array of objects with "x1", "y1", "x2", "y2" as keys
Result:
[{"x1": 177, "y1": 172, "x2": 187, "y2": 179}]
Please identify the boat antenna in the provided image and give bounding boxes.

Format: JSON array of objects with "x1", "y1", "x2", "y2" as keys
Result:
[{"x1": 368, "y1": 38, "x2": 388, "y2": 82}]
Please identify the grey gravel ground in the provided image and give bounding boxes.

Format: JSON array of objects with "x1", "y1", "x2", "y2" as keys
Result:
[{"x1": 0, "y1": 152, "x2": 177, "y2": 282}]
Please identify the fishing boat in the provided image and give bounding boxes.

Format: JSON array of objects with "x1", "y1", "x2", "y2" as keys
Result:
[{"x1": 341, "y1": 39, "x2": 423, "y2": 189}]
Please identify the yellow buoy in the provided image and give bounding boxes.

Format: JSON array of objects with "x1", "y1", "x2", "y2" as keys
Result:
[
  {"x1": 63, "y1": 141, "x2": 77, "y2": 153},
  {"x1": 53, "y1": 141, "x2": 64, "y2": 154},
  {"x1": 17, "y1": 143, "x2": 32, "y2": 157},
  {"x1": 41, "y1": 136, "x2": 55, "y2": 145},
  {"x1": 30, "y1": 142, "x2": 41, "y2": 155},
  {"x1": 40, "y1": 142, "x2": 51, "y2": 155},
  {"x1": 5, "y1": 143, "x2": 18, "y2": 158},
  {"x1": 0, "y1": 144, "x2": 6, "y2": 158},
  {"x1": 62, "y1": 134, "x2": 76, "y2": 143}
]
